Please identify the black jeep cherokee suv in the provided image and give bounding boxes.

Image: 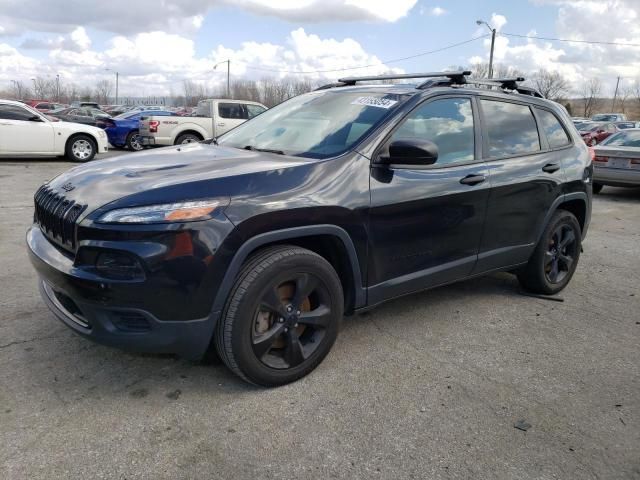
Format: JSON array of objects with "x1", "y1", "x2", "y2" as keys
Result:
[{"x1": 27, "y1": 72, "x2": 592, "y2": 386}]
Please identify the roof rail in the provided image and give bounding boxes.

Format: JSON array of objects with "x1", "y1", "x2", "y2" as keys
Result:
[
  {"x1": 315, "y1": 71, "x2": 471, "y2": 90},
  {"x1": 315, "y1": 71, "x2": 543, "y2": 98}
]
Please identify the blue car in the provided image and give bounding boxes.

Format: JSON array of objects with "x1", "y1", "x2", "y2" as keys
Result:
[{"x1": 98, "y1": 110, "x2": 174, "y2": 150}]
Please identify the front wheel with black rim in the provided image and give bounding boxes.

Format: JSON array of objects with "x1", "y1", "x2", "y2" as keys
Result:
[
  {"x1": 126, "y1": 130, "x2": 143, "y2": 151},
  {"x1": 65, "y1": 135, "x2": 96, "y2": 162},
  {"x1": 215, "y1": 246, "x2": 344, "y2": 387},
  {"x1": 517, "y1": 209, "x2": 582, "y2": 295}
]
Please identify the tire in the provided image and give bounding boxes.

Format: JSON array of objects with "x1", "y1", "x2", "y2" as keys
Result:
[
  {"x1": 215, "y1": 245, "x2": 344, "y2": 387},
  {"x1": 592, "y1": 182, "x2": 604, "y2": 194},
  {"x1": 175, "y1": 133, "x2": 201, "y2": 145},
  {"x1": 517, "y1": 209, "x2": 582, "y2": 295},
  {"x1": 126, "y1": 130, "x2": 143, "y2": 151},
  {"x1": 65, "y1": 135, "x2": 96, "y2": 162}
]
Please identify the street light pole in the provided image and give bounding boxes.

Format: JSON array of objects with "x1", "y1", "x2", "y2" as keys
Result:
[
  {"x1": 476, "y1": 20, "x2": 496, "y2": 79},
  {"x1": 105, "y1": 68, "x2": 119, "y2": 104},
  {"x1": 214, "y1": 60, "x2": 231, "y2": 98}
]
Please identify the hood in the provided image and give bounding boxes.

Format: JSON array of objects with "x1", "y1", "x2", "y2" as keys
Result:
[{"x1": 44, "y1": 143, "x2": 312, "y2": 217}]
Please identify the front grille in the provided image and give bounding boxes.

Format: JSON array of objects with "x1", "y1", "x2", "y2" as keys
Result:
[{"x1": 34, "y1": 185, "x2": 87, "y2": 251}]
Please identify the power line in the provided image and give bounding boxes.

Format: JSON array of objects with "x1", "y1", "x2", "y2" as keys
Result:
[
  {"x1": 239, "y1": 34, "x2": 489, "y2": 74},
  {"x1": 502, "y1": 32, "x2": 640, "y2": 48}
]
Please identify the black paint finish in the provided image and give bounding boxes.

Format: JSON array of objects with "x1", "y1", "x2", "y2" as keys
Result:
[{"x1": 27, "y1": 85, "x2": 591, "y2": 359}]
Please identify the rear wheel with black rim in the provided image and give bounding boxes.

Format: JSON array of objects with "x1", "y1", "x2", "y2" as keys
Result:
[
  {"x1": 517, "y1": 209, "x2": 581, "y2": 295},
  {"x1": 215, "y1": 246, "x2": 343, "y2": 387}
]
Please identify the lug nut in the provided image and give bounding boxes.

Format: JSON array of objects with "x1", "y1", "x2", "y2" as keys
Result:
[
  {"x1": 286, "y1": 306, "x2": 293, "y2": 313},
  {"x1": 296, "y1": 310, "x2": 301, "y2": 315},
  {"x1": 284, "y1": 327, "x2": 289, "y2": 332},
  {"x1": 278, "y1": 317, "x2": 284, "y2": 323},
  {"x1": 294, "y1": 323, "x2": 299, "y2": 328}
]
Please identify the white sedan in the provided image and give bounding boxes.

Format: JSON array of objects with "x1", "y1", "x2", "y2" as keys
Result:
[{"x1": 0, "y1": 99, "x2": 108, "y2": 162}]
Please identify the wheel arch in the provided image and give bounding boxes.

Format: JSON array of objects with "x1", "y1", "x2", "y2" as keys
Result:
[
  {"x1": 536, "y1": 192, "x2": 589, "y2": 243},
  {"x1": 210, "y1": 225, "x2": 366, "y2": 320},
  {"x1": 173, "y1": 129, "x2": 204, "y2": 144}
]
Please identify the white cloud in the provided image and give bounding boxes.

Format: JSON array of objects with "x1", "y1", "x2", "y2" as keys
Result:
[
  {"x1": 490, "y1": 13, "x2": 507, "y2": 32},
  {"x1": 430, "y1": 6, "x2": 448, "y2": 16},
  {"x1": 0, "y1": 28, "x2": 401, "y2": 96},
  {"x1": 0, "y1": 0, "x2": 418, "y2": 37}
]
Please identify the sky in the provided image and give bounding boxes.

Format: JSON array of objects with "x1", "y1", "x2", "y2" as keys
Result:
[{"x1": 1, "y1": 0, "x2": 639, "y2": 97}]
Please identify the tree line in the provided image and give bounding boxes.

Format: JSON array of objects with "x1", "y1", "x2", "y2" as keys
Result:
[{"x1": 3, "y1": 68, "x2": 640, "y2": 118}]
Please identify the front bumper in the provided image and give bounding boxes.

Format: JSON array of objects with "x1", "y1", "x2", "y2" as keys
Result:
[
  {"x1": 593, "y1": 166, "x2": 640, "y2": 187},
  {"x1": 26, "y1": 226, "x2": 217, "y2": 360}
]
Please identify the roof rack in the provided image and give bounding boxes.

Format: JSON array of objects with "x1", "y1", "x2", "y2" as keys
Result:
[
  {"x1": 315, "y1": 71, "x2": 471, "y2": 90},
  {"x1": 315, "y1": 71, "x2": 543, "y2": 98}
]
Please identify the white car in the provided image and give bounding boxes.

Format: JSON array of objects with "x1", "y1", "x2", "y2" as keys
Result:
[{"x1": 0, "y1": 99, "x2": 108, "y2": 162}]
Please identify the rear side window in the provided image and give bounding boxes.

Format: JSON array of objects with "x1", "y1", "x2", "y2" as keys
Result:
[
  {"x1": 218, "y1": 103, "x2": 247, "y2": 120},
  {"x1": 0, "y1": 104, "x2": 35, "y2": 121},
  {"x1": 246, "y1": 104, "x2": 266, "y2": 119},
  {"x1": 392, "y1": 97, "x2": 475, "y2": 165},
  {"x1": 536, "y1": 109, "x2": 570, "y2": 148},
  {"x1": 481, "y1": 100, "x2": 540, "y2": 158}
]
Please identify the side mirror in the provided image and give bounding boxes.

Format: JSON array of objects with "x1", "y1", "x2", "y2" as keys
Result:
[
  {"x1": 379, "y1": 138, "x2": 439, "y2": 166},
  {"x1": 28, "y1": 115, "x2": 43, "y2": 122}
]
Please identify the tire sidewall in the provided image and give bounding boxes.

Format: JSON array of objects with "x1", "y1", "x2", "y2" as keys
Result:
[
  {"x1": 536, "y1": 211, "x2": 582, "y2": 294},
  {"x1": 224, "y1": 251, "x2": 343, "y2": 386}
]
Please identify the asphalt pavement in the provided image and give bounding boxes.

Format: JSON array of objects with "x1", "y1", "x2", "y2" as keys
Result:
[{"x1": 0, "y1": 153, "x2": 638, "y2": 479}]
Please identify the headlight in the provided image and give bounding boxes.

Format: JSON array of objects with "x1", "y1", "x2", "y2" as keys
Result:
[{"x1": 98, "y1": 199, "x2": 227, "y2": 224}]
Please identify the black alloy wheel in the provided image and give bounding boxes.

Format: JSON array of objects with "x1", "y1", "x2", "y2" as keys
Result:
[
  {"x1": 252, "y1": 272, "x2": 332, "y2": 369},
  {"x1": 544, "y1": 223, "x2": 578, "y2": 284},
  {"x1": 216, "y1": 246, "x2": 343, "y2": 387}
]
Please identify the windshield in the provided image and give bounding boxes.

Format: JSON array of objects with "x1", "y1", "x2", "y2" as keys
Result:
[
  {"x1": 218, "y1": 90, "x2": 407, "y2": 159},
  {"x1": 600, "y1": 130, "x2": 640, "y2": 147}
]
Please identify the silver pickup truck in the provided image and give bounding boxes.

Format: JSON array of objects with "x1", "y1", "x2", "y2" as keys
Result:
[{"x1": 139, "y1": 98, "x2": 267, "y2": 146}]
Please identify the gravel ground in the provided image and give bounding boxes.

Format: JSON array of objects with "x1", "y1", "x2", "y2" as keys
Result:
[{"x1": 1, "y1": 153, "x2": 639, "y2": 479}]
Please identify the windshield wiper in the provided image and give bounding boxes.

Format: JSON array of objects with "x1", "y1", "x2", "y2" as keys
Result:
[{"x1": 243, "y1": 145, "x2": 285, "y2": 155}]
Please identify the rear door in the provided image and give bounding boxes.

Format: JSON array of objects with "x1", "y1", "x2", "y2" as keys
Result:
[
  {"x1": 0, "y1": 103, "x2": 54, "y2": 154},
  {"x1": 474, "y1": 98, "x2": 568, "y2": 272},
  {"x1": 216, "y1": 102, "x2": 247, "y2": 135},
  {"x1": 368, "y1": 95, "x2": 491, "y2": 304}
]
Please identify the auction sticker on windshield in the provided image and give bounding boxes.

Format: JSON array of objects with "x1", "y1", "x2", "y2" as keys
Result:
[{"x1": 351, "y1": 97, "x2": 398, "y2": 109}]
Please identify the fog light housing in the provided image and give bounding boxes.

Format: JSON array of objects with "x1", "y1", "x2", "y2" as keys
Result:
[{"x1": 95, "y1": 251, "x2": 145, "y2": 280}]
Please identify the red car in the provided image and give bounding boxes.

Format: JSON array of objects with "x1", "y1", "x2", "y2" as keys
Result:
[
  {"x1": 23, "y1": 100, "x2": 66, "y2": 112},
  {"x1": 579, "y1": 122, "x2": 618, "y2": 146}
]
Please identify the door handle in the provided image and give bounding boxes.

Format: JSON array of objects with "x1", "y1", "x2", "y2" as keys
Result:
[
  {"x1": 542, "y1": 163, "x2": 560, "y2": 173},
  {"x1": 217, "y1": 122, "x2": 225, "y2": 127},
  {"x1": 459, "y1": 174, "x2": 486, "y2": 186}
]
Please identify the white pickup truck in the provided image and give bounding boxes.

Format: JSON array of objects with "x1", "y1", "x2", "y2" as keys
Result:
[{"x1": 139, "y1": 99, "x2": 267, "y2": 146}]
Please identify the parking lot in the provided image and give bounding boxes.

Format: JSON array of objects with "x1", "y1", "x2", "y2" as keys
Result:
[{"x1": 1, "y1": 153, "x2": 638, "y2": 479}]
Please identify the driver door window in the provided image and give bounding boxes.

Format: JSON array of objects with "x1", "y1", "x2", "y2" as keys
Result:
[{"x1": 390, "y1": 97, "x2": 475, "y2": 166}]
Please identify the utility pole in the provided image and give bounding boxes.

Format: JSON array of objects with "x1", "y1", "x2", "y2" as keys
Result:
[
  {"x1": 611, "y1": 76, "x2": 621, "y2": 111},
  {"x1": 105, "y1": 69, "x2": 119, "y2": 104},
  {"x1": 56, "y1": 74, "x2": 60, "y2": 101},
  {"x1": 476, "y1": 20, "x2": 496, "y2": 78},
  {"x1": 214, "y1": 60, "x2": 231, "y2": 98}
]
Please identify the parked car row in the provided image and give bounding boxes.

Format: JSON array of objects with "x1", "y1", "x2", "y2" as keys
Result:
[
  {"x1": 572, "y1": 113, "x2": 639, "y2": 146},
  {"x1": 592, "y1": 128, "x2": 640, "y2": 193}
]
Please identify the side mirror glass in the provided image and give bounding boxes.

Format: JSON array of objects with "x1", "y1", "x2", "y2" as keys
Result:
[
  {"x1": 380, "y1": 138, "x2": 439, "y2": 166},
  {"x1": 28, "y1": 115, "x2": 43, "y2": 122}
]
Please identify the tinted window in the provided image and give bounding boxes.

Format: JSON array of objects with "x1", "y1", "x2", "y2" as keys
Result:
[
  {"x1": 0, "y1": 104, "x2": 36, "y2": 121},
  {"x1": 481, "y1": 100, "x2": 540, "y2": 157},
  {"x1": 218, "y1": 103, "x2": 247, "y2": 119},
  {"x1": 536, "y1": 109, "x2": 570, "y2": 148},
  {"x1": 246, "y1": 104, "x2": 266, "y2": 119},
  {"x1": 392, "y1": 97, "x2": 474, "y2": 165}
]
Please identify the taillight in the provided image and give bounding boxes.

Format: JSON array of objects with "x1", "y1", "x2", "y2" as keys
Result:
[
  {"x1": 149, "y1": 120, "x2": 160, "y2": 133},
  {"x1": 594, "y1": 155, "x2": 609, "y2": 162},
  {"x1": 588, "y1": 147, "x2": 596, "y2": 161},
  {"x1": 631, "y1": 159, "x2": 640, "y2": 165}
]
